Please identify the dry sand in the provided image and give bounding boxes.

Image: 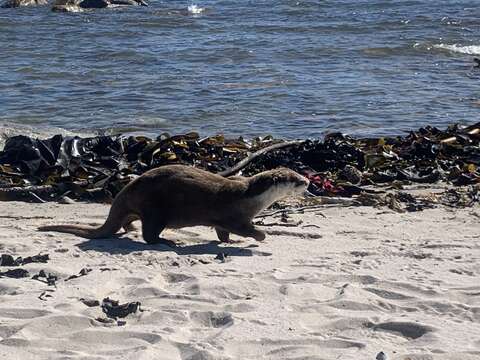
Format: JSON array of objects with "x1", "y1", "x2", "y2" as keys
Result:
[{"x1": 0, "y1": 200, "x2": 479, "y2": 360}]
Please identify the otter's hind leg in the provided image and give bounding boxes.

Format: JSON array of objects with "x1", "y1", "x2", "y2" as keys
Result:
[
  {"x1": 221, "y1": 222, "x2": 266, "y2": 241},
  {"x1": 122, "y1": 214, "x2": 139, "y2": 233},
  {"x1": 141, "y1": 215, "x2": 175, "y2": 247}
]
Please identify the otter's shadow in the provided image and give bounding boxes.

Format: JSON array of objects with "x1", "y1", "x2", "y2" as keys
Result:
[{"x1": 76, "y1": 236, "x2": 272, "y2": 257}]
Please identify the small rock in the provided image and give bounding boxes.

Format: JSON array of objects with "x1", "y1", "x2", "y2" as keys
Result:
[
  {"x1": 0, "y1": 254, "x2": 17, "y2": 267},
  {"x1": 376, "y1": 351, "x2": 387, "y2": 360},
  {"x1": 0, "y1": 268, "x2": 30, "y2": 278},
  {"x1": 0, "y1": 253, "x2": 49, "y2": 266},
  {"x1": 101, "y1": 298, "x2": 141, "y2": 319},
  {"x1": 22, "y1": 253, "x2": 49, "y2": 265}
]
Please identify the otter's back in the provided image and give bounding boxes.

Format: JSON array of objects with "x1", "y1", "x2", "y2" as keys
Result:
[{"x1": 128, "y1": 165, "x2": 248, "y2": 227}]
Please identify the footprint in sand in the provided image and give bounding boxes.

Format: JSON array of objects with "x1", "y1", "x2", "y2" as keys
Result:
[
  {"x1": 223, "y1": 302, "x2": 255, "y2": 313},
  {"x1": 0, "y1": 324, "x2": 23, "y2": 340},
  {"x1": 17, "y1": 315, "x2": 92, "y2": 338},
  {"x1": 0, "y1": 284, "x2": 20, "y2": 296},
  {"x1": 370, "y1": 321, "x2": 435, "y2": 340},
  {"x1": 0, "y1": 308, "x2": 50, "y2": 320},
  {"x1": 164, "y1": 272, "x2": 196, "y2": 284},
  {"x1": 189, "y1": 311, "x2": 233, "y2": 328},
  {"x1": 176, "y1": 344, "x2": 219, "y2": 360},
  {"x1": 364, "y1": 287, "x2": 414, "y2": 301},
  {"x1": 124, "y1": 286, "x2": 169, "y2": 298},
  {"x1": 139, "y1": 309, "x2": 189, "y2": 327},
  {"x1": 69, "y1": 329, "x2": 163, "y2": 346}
]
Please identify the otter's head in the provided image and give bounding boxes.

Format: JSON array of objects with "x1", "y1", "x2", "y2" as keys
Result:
[{"x1": 246, "y1": 168, "x2": 310, "y2": 206}]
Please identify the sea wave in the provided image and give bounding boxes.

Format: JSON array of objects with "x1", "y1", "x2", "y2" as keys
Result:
[
  {"x1": 187, "y1": 4, "x2": 204, "y2": 15},
  {"x1": 434, "y1": 44, "x2": 480, "y2": 55}
]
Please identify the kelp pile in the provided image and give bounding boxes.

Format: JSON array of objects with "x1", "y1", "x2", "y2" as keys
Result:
[
  {"x1": 240, "y1": 122, "x2": 480, "y2": 196},
  {"x1": 0, "y1": 122, "x2": 479, "y2": 209}
]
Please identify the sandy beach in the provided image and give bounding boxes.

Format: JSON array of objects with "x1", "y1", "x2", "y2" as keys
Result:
[{"x1": 0, "y1": 199, "x2": 479, "y2": 360}]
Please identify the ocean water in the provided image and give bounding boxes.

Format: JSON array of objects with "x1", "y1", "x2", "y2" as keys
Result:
[{"x1": 0, "y1": 0, "x2": 479, "y2": 140}]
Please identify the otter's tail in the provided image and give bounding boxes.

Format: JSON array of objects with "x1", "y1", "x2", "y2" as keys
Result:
[
  {"x1": 38, "y1": 196, "x2": 128, "y2": 239},
  {"x1": 38, "y1": 224, "x2": 117, "y2": 239}
]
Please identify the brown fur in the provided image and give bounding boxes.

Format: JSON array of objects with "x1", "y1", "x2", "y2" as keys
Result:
[{"x1": 38, "y1": 165, "x2": 309, "y2": 245}]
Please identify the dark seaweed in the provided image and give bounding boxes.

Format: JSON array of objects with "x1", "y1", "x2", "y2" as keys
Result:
[
  {"x1": 0, "y1": 122, "x2": 479, "y2": 205},
  {"x1": 101, "y1": 297, "x2": 141, "y2": 319}
]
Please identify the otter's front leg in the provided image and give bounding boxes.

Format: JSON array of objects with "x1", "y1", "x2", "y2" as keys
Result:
[
  {"x1": 215, "y1": 227, "x2": 244, "y2": 243},
  {"x1": 222, "y1": 222, "x2": 266, "y2": 241},
  {"x1": 215, "y1": 228, "x2": 230, "y2": 242}
]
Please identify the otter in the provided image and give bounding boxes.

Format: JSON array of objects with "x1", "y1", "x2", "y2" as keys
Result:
[{"x1": 38, "y1": 165, "x2": 309, "y2": 245}]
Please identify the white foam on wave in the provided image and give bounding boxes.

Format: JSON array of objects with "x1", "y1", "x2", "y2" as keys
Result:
[
  {"x1": 434, "y1": 43, "x2": 480, "y2": 56},
  {"x1": 187, "y1": 4, "x2": 204, "y2": 15}
]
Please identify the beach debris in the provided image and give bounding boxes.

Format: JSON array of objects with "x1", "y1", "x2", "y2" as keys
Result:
[
  {"x1": 376, "y1": 352, "x2": 388, "y2": 360},
  {"x1": 0, "y1": 122, "x2": 479, "y2": 210},
  {"x1": 0, "y1": 253, "x2": 49, "y2": 266},
  {"x1": 95, "y1": 317, "x2": 116, "y2": 325},
  {"x1": 80, "y1": 298, "x2": 100, "y2": 307},
  {"x1": 99, "y1": 267, "x2": 118, "y2": 271},
  {"x1": 38, "y1": 289, "x2": 54, "y2": 301},
  {"x1": 32, "y1": 270, "x2": 58, "y2": 286},
  {"x1": 254, "y1": 219, "x2": 303, "y2": 227},
  {"x1": 474, "y1": 58, "x2": 480, "y2": 68},
  {"x1": 101, "y1": 297, "x2": 141, "y2": 319},
  {"x1": 0, "y1": 268, "x2": 30, "y2": 278},
  {"x1": 65, "y1": 267, "x2": 92, "y2": 281}
]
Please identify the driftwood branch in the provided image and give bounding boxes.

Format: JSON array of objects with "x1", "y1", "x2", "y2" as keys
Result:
[{"x1": 218, "y1": 140, "x2": 305, "y2": 177}]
